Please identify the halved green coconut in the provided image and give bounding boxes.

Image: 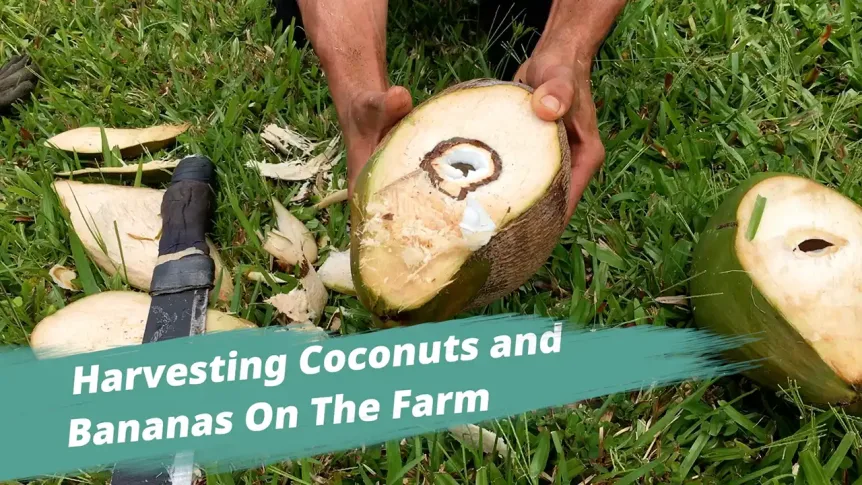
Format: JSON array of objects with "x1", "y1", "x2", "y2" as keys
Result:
[
  {"x1": 350, "y1": 79, "x2": 571, "y2": 325},
  {"x1": 691, "y1": 172, "x2": 862, "y2": 413}
]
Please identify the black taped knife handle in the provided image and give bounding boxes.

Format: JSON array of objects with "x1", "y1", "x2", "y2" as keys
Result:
[
  {"x1": 157, "y1": 155, "x2": 216, "y2": 257},
  {"x1": 150, "y1": 155, "x2": 217, "y2": 297}
]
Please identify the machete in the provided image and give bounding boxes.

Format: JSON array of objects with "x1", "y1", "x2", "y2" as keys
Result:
[{"x1": 110, "y1": 154, "x2": 218, "y2": 485}]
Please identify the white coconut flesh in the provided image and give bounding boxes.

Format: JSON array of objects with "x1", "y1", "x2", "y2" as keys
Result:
[
  {"x1": 358, "y1": 83, "x2": 563, "y2": 311},
  {"x1": 30, "y1": 291, "x2": 254, "y2": 358},
  {"x1": 53, "y1": 180, "x2": 234, "y2": 302},
  {"x1": 735, "y1": 176, "x2": 862, "y2": 384}
]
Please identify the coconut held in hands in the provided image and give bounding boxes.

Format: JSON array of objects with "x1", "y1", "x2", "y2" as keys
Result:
[
  {"x1": 350, "y1": 79, "x2": 572, "y2": 325},
  {"x1": 691, "y1": 173, "x2": 862, "y2": 414}
]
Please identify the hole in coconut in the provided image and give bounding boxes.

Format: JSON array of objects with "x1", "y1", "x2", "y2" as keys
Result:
[
  {"x1": 797, "y1": 239, "x2": 835, "y2": 253},
  {"x1": 450, "y1": 162, "x2": 475, "y2": 177},
  {"x1": 420, "y1": 138, "x2": 503, "y2": 199}
]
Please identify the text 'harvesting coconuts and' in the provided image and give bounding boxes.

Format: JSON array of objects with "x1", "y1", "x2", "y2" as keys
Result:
[
  {"x1": 0, "y1": 314, "x2": 756, "y2": 481},
  {"x1": 66, "y1": 324, "x2": 562, "y2": 447}
]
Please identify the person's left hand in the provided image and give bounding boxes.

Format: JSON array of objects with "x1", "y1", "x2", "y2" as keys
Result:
[{"x1": 514, "y1": 49, "x2": 605, "y2": 221}]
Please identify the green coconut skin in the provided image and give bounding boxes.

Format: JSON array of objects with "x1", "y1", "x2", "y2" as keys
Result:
[
  {"x1": 349, "y1": 78, "x2": 570, "y2": 327},
  {"x1": 691, "y1": 172, "x2": 860, "y2": 413}
]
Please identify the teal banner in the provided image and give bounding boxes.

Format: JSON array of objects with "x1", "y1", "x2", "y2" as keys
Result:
[{"x1": 0, "y1": 314, "x2": 754, "y2": 481}]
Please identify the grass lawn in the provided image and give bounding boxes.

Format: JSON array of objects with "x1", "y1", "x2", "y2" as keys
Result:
[{"x1": 2, "y1": 0, "x2": 862, "y2": 483}]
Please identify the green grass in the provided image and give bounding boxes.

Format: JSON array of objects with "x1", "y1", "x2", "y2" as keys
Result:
[{"x1": 2, "y1": 0, "x2": 862, "y2": 483}]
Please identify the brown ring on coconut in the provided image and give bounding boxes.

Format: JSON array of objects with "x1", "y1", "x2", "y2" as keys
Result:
[{"x1": 419, "y1": 137, "x2": 503, "y2": 200}]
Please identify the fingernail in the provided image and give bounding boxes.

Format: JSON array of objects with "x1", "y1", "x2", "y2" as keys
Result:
[{"x1": 541, "y1": 95, "x2": 561, "y2": 114}]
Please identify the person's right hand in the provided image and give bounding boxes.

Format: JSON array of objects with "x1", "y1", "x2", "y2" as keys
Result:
[
  {"x1": 342, "y1": 85, "x2": 413, "y2": 197},
  {"x1": 0, "y1": 54, "x2": 40, "y2": 113}
]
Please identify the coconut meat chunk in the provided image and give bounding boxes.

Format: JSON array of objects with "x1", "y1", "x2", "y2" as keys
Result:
[{"x1": 735, "y1": 175, "x2": 862, "y2": 384}]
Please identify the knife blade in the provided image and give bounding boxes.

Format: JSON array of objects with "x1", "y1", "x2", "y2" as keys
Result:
[{"x1": 110, "y1": 154, "x2": 218, "y2": 485}]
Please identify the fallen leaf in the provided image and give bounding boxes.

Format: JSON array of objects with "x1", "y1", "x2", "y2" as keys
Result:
[
  {"x1": 49, "y1": 264, "x2": 80, "y2": 291},
  {"x1": 52, "y1": 180, "x2": 235, "y2": 302},
  {"x1": 314, "y1": 189, "x2": 348, "y2": 209},
  {"x1": 318, "y1": 249, "x2": 355, "y2": 295},
  {"x1": 45, "y1": 123, "x2": 190, "y2": 158},
  {"x1": 448, "y1": 424, "x2": 509, "y2": 458}
]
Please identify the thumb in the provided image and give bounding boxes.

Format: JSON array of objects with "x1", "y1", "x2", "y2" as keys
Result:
[
  {"x1": 379, "y1": 85, "x2": 413, "y2": 133},
  {"x1": 530, "y1": 65, "x2": 577, "y2": 121}
]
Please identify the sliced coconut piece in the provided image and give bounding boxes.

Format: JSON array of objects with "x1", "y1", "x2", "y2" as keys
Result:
[
  {"x1": 261, "y1": 124, "x2": 318, "y2": 156},
  {"x1": 318, "y1": 249, "x2": 355, "y2": 295},
  {"x1": 55, "y1": 159, "x2": 179, "y2": 182},
  {"x1": 448, "y1": 424, "x2": 510, "y2": 458},
  {"x1": 247, "y1": 136, "x2": 341, "y2": 181},
  {"x1": 352, "y1": 79, "x2": 570, "y2": 324},
  {"x1": 265, "y1": 263, "x2": 327, "y2": 324},
  {"x1": 49, "y1": 264, "x2": 80, "y2": 291},
  {"x1": 692, "y1": 172, "x2": 862, "y2": 411},
  {"x1": 52, "y1": 180, "x2": 235, "y2": 303},
  {"x1": 45, "y1": 123, "x2": 190, "y2": 158},
  {"x1": 314, "y1": 189, "x2": 348, "y2": 209},
  {"x1": 30, "y1": 291, "x2": 254, "y2": 358},
  {"x1": 272, "y1": 198, "x2": 318, "y2": 264},
  {"x1": 263, "y1": 230, "x2": 307, "y2": 268}
]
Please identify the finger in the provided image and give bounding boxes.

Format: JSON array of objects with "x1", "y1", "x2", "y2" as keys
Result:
[
  {"x1": 565, "y1": 139, "x2": 605, "y2": 220},
  {"x1": 529, "y1": 65, "x2": 576, "y2": 121},
  {"x1": 0, "y1": 55, "x2": 26, "y2": 77},
  {"x1": 0, "y1": 80, "x2": 35, "y2": 109},
  {"x1": 0, "y1": 66, "x2": 36, "y2": 91},
  {"x1": 380, "y1": 85, "x2": 413, "y2": 132},
  {"x1": 564, "y1": 90, "x2": 605, "y2": 221}
]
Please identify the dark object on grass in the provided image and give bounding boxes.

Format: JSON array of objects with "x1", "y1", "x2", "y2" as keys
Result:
[
  {"x1": 0, "y1": 54, "x2": 40, "y2": 113},
  {"x1": 110, "y1": 155, "x2": 219, "y2": 485}
]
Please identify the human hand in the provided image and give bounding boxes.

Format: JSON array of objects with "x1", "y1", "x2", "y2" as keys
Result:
[
  {"x1": 0, "y1": 54, "x2": 40, "y2": 113},
  {"x1": 341, "y1": 85, "x2": 413, "y2": 196},
  {"x1": 514, "y1": 50, "x2": 605, "y2": 221}
]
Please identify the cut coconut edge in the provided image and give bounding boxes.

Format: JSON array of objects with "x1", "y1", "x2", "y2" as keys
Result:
[{"x1": 352, "y1": 80, "x2": 567, "y2": 314}]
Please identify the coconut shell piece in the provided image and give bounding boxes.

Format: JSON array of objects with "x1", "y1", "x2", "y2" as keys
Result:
[
  {"x1": 318, "y1": 249, "x2": 355, "y2": 296},
  {"x1": 272, "y1": 198, "x2": 318, "y2": 264},
  {"x1": 30, "y1": 291, "x2": 254, "y2": 358},
  {"x1": 314, "y1": 189, "x2": 348, "y2": 209},
  {"x1": 45, "y1": 123, "x2": 190, "y2": 158},
  {"x1": 265, "y1": 263, "x2": 327, "y2": 325},
  {"x1": 49, "y1": 264, "x2": 80, "y2": 292},
  {"x1": 52, "y1": 180, "x2": 235, "y2": 302}
]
